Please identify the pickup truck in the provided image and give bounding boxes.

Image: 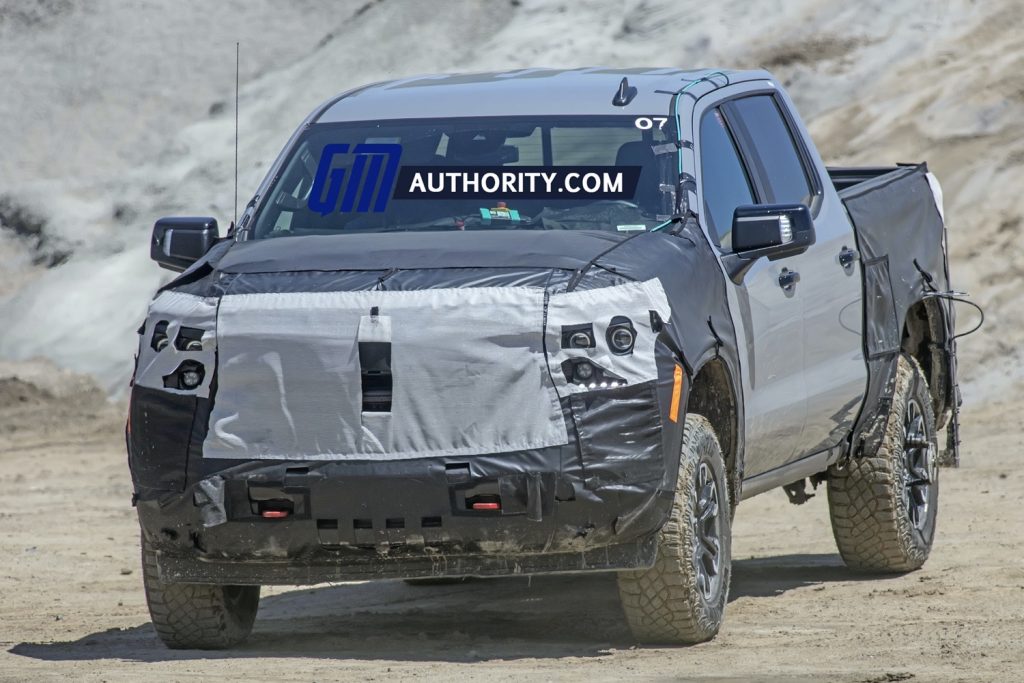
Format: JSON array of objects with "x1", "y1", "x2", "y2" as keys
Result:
[{"x1": 129, "y1": 68, "x2": 960, "y2": 648}]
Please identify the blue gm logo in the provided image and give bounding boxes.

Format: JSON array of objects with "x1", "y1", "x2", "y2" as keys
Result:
[{"x1": 308, "y1": 143, "x2": 402, "y2": 215}]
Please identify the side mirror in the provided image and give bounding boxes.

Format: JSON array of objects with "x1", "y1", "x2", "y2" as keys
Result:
[
  {"x1": 150, "y1": 217, "x2": 219, "y2": 272},
  {"x1": 723, "y1": 204, "x2": 815, "y2": 283}
]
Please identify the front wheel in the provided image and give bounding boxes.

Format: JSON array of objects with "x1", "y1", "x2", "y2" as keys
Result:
[
  {"x1": 827, "y1": 354, "x2": 939, "y2": 572},
  {"x1": 141, "y1": 536, "x2": 260, "y2": 649},
  {"x1": 617, "y1": 414, "x2": 732, "y2": 644}
]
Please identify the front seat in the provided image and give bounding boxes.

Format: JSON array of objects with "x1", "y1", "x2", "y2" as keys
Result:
[{"x1": 615, "y1": 141, "x2": 662, "y2": 215}]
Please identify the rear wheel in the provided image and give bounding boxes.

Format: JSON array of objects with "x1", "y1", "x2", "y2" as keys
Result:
[
  {"x1": 617, "y1": 414, "x2": 732, "y2": 644},
  {"x1": 827, "y1": 354, "x2": 939, "y2": 572},
  {"x1": 141, "y1": 536, "x2": 260, "y2": 649}
]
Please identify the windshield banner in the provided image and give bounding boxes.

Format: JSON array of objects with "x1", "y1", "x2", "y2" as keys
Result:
[
  {"x1": 307, "y1": 142, "x2": 642, "y2": 215},
  {"x1": 393, "y1": 166, "x2": 641, "y2": 201}
]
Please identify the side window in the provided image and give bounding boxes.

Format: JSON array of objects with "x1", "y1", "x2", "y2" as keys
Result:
[
  {"x1": 728, "y1": 95, "x2": 814, "y2": 206},
  {"x1": 699, "y1": 108, "x2": 755, "y2": 249}
]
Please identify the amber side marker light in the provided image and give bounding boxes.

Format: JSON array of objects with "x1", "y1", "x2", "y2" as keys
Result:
[{"x1": 669, "y1": 364, "x2": 684, "y2": 423}]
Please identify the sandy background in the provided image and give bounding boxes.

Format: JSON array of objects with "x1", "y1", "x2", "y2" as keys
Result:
[{"x1": 0, "y1": 0, "x2": 1021, "y2": 680}]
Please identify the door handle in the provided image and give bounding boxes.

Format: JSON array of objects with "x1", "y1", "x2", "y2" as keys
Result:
[
  {"x1": 778, "y1": 268, "x2": 800, "y2": 293},
  {"x1": 839, "y1": 246, "x2": 859, "y2": 273}
]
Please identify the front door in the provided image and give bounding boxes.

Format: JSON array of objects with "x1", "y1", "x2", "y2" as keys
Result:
[
  {"x1": 695, "y1": 105, "x2": 808, "y2": 477},
  {"x1": 724, "y1": 93, "x2": 867, "y2": 460}
]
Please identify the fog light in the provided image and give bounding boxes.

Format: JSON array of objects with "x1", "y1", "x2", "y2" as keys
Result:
[
  {"x1": 184, "y1": 340, "x2": 203, "y2": 351},
  {"x1": 560, "y1": 358, "x2": 627, "y2": 389},
  {"x1": 163, "y1": 360, "x2": 205, "y2": 390},
  {"x1": 574, "y1": 362, "x2": 595, "y2": 381}
]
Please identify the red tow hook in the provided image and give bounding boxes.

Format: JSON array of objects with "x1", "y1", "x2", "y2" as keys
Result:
[{"x1": 467, "y1": 494, "x2": 502, "y2": 512}]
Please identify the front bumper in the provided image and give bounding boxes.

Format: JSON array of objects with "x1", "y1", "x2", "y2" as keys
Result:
[
  {"x1": 139, "y1": 442, "x2": 670, "y2": 584},
  {"x1": 130, "y1": 319, "x2": 687, "y2": 585}
]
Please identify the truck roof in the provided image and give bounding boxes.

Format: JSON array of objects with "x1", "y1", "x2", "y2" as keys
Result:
[{"x1": 317, "y1": 67, "x2": 773, "y2": 122}]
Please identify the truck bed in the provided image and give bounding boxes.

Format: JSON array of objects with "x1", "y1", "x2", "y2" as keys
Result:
[
  {"x1": 830, "y1": 162, "x2": 959, "y2": 463},
  {"x1": 827, "y1": 165, "x2": 907, "y2": 194}
]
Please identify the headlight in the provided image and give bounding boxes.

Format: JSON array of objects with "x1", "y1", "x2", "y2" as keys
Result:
[
  {"x1": 175, "y1": 326, "x2": 205, "y2": 352},
  {"x1": 561, "y1": 324, "x2": 595, "y2": 349},
  {"x1": 606, "y1": 316, "x2": 636, "y2": 355},
  {"x1": 609, "y1": 327, "x2": 635, "y2": 353},
  {"x1": 150, "y1": 320, "x2": 170, "y2": 351}
]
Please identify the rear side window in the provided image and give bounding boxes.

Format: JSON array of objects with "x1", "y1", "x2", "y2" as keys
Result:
[
  {"x1": 727, "y1": 95, "x2": 814, "y2": 206},
  {"x1": 698, "y1": 108, "x2": 755, "y2": 249}
]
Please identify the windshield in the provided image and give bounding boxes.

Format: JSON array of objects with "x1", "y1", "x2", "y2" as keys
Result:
[{"x1": 251, "y1": 116, "x2": 677, "y2": 239}]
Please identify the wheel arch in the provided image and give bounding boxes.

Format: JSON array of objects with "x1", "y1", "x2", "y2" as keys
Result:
[
  {"x1": 685, "y1": 356, "x2": 741, "y2": 507},
  {"x1": 901, "y1": 297, "x2": 951, "y2": 428}
]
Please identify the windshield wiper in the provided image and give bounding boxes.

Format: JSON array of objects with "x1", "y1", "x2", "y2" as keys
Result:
[{"x1": 377, "y1": 213, "x2": 545, "y2": 232}]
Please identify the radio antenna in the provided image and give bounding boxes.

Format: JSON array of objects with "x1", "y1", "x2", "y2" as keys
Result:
[{"x1": 233, "y1": 41, "x2": 240, "y2": 228}]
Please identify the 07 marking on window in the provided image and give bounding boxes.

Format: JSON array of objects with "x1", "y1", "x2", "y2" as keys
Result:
[{"x1": 634, "y1": 117, "x2": 668, "y2": 130}]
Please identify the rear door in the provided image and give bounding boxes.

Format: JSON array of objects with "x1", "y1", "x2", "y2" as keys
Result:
[
  {"x1": 725, "y1": 93, "x2": 866, "y2": 458},
  {"x1": 695, "y1": 104, "x2": 808, "y2": 476}
]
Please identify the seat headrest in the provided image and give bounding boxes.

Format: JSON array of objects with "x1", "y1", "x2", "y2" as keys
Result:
[
  {"x1": 615, "y1": 141, "x2": 660, "y2": 213},
  {"x1": 446, "y1": 132, "x2": 519, "y2": 164},
  {"x1": 615, "y1": 140, "x2": 656, "y2": 168}
]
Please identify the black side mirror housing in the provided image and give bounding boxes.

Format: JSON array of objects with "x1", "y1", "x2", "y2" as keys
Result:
[
  {"x1": 722, "y1": 204, "x2": 815, "y2": 283},
  {"x1": 150, "y1": 217, "x2": 219, "y2": 272}
]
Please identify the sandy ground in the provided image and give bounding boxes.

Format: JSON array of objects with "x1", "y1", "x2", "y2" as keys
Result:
[{"x1": 0, "y1": 362, "x2": 1021, "y2": 682}]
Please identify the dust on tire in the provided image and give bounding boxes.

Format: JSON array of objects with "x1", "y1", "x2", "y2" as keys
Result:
[
  {"x1": 827, "y1": 354, "x2": 939, "y2": 573},
  {"x1": 141, "y1": 535, "x2": 261, "y2": 649},
  {"x1": 617, "y1": 413, "x2": 732, "y2": 644}
]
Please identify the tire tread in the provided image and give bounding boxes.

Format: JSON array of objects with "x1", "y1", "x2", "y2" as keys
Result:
[
  {"x1": 617, "y1": 414, "x2": 731, "y2": 643},
  {"x1": 827, "y1": 355, "x2": 937, "y2": 573},
  {"x1": 141, "y1": 537, "x2": 259, "y2": 649}
]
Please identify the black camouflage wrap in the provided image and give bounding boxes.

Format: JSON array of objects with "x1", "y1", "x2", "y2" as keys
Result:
[
  {"x1": 839, "y1": 164, "x2": 958, "y2": 460},
  {"x1": 129, "y1": 219, "x2": 742, "y2": 583}
]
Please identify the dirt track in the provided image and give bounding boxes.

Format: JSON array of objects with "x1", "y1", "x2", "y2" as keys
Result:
[{"x1": 0, "y1": 364, "x2": 1021, "y2": 682}]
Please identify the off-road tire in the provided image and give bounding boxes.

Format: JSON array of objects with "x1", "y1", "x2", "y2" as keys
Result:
[
  {"x1": 617, "y1": 414, "x2": 732, "y2": 644},
  {"x1": 141, "y1": 536, "x2": 260, "y2": 649},
  {"x1": 828, "y1": 354, "x2": 939, "y2": 573}
]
